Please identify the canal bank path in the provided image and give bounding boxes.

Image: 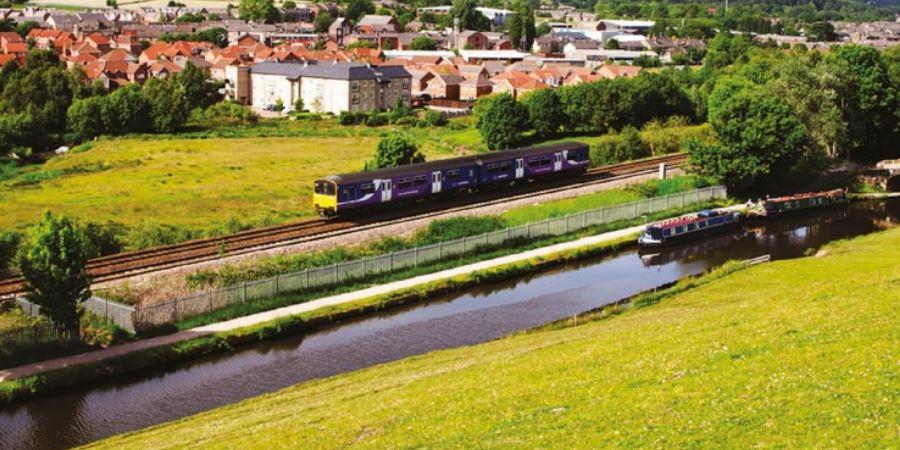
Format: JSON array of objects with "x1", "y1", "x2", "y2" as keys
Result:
[{"x1": 1, "y1": 223, "x2": 653, "y2": 383}]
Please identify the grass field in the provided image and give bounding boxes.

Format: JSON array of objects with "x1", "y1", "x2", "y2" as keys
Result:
[{"x1": 91, "y1": 226, "x2": 900, "y2": 449}]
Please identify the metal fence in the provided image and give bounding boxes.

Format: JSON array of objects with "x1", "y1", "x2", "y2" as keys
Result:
[
  {"x1": 130, "y1": 186, "x2": 726, "y2": 330},
  {"x1": 16, "y1": 296, "x2": 137, "y2": 333}
]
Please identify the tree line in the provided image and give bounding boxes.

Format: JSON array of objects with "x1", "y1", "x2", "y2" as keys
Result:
[
  {"x1": 473, "y1": 39, "x2": 899, "y2": 195},
  {"x1": 0, "y1": 50, "x2": 222, "y2": 158},
  {"x1": 474, "y1": 70, "x2": 698, "y2": 151}
]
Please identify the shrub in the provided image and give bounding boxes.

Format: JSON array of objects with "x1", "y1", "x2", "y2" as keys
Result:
[
  {"x1": 367, "y1": 132, "x2": 424, "y2": 169},
  {"x1": 420, "y1": 110, "x2": 447, "y2": 127},
  {"x1": 82, "y1": 222, "x2": 125, "y2": 259},
  {"x1": 393, "y1": 116, "x2": 419, "y2": 127},
  {"x1": 202, "y1": 101, "x2": 259, "y2": 125},
  {"x1": 589, "y1": 127, "x2": 651, "y2": 165},
  {"x1": 126, "y1": 223, "x2": 201, "y2": 250},
  {"x1": 365, "y1": 112, "x2": 388, "y2": 127},
  {"x1": 339, "y1": 111, "x2": 366, "y2": 126}
]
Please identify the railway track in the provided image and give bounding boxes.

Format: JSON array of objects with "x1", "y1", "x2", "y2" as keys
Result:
[{"x1": 0, "y1": 153, "x2": 686, "y2": 298}]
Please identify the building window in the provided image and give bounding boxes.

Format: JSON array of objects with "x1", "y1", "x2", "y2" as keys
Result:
[{"x1": 352, "y1": 93, "x2": 359, "y2": 104}]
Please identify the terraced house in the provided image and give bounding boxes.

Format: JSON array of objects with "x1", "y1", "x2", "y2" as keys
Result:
[{"x1": 244, "y1": 61, "x2": 411, "y2": 114}]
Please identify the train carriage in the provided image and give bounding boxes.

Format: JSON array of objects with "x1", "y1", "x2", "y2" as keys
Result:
[
  {"x1": 314, "y1": 157, "x2": 480, "y2": 216},
  {"x1": 314, "y1": 141, "x2": 590, "y2": 216}
]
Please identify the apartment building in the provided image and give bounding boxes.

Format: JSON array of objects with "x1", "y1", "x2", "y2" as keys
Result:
[{"x1": 245, "y1": 61, "x2": 411, "y2": 114}]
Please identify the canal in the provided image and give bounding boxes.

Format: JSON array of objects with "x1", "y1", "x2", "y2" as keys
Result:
[{"x1": 1, "y1": 199, "x2": 897, "y2": 449}]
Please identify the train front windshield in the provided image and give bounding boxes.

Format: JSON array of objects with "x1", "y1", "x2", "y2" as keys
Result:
[{"x1": 315, "y1": 181, "x2": 335, "y2": 196}]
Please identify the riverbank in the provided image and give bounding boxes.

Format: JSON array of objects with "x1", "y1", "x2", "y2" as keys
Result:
[
  {"x1": 0, "y1": 221, "x2": 651, "y2": 404},
  {"x1": 91, "y1": 226, "x2": 900, "y2": 449}
]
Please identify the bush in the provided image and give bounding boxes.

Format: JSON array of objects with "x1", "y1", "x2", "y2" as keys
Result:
[
  {"x1": 82, "y1": 222, "x2": 124, "y2": 259},
  {"x1": 589, "y1": 126, "x2": 651, "y2": 165},
  {"x1": 641, "y1": 122, "x2": 715, "y2": 155},
  {"x1": 126, "y1": 223, "x2": 201, "y2": 250},
  {"x1": 339, "y1": 111, "x2": 366, "y2": 126},
  {"x1": 419, "y1": 110, "x2": 447, "y2": 127},
  {"x1": 202, "y1": 101, "x2": 259, "y2": 125},
  {"x1": 393, "y1": 116, "x2": 419, "y2": 127},
  {"x1": 413, "y1": 216, "x2": 507, "y2": 245},
  {"x1": 365, "y1": 112, "x2": 388, "y2": 127}
]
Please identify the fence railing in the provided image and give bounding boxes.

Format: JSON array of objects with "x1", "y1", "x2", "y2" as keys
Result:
[
  {"x1": 16, "y1": 295, "x2": 137, "y2": 333},
  {"x1": 127, "y1": 186, "x2": 726, "y2": 330}
]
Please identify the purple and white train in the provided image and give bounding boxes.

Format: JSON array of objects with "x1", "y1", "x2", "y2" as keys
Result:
[{"x1": 313, "y1": 141, "x2": 590, "y2": 216}]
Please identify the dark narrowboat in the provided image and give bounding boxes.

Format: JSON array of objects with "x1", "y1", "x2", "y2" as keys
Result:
[
  {"x1": 638, "y1": 209, "x2": 741, "y2": 247},
  {"x1": 313, "y1": 142, "x2": 590, "y2": 216},
  {"x1": 749, "y1": 189, "x2": 848, "y2": 218}
]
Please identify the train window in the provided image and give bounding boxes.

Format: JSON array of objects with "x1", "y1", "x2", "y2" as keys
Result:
[
  {"x1": 499, "y1": 161, "x2": 511, "y2": 169},
  {"x1": 487, "y1": 163, "x2": 499, "y2": 174},
  {"x1": 675, "y1": 226, "x2": 684, "y2": 234},
  {"x1": 414, "y1": 176, "x2": 427, "y2": 186},
  {"x1": 527, "y1": 159, "x2": 541, "y2": 167},
  {"x1": 447, "y1": 170, "x2": 461, "y2": 180},
  {"x1": 663, "y1": 228, "x2": 672, "y2": 237},
  {"x1": 360, "y1": 183, "x2": 375, "y2": 195},
  {"x1": 315, "y1": 181, "x2": 335, "y2": 195},
  {"x1": 398, "y1": 178, "x2": 413, "y2": 189},
  {"x1": 698, "y1": 220, "x2": 707, "y2": 229},
  {"x1": 687, "y1": 223, "x2": 695, "y2": 231}
]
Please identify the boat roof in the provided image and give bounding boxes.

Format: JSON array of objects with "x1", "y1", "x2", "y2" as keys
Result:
[
  {"x1": 319, "y1": 141, "x2": 589, "y2": 184},
  {"x1": 647, "y1": 209, "x2": 730, "y2": 229}
]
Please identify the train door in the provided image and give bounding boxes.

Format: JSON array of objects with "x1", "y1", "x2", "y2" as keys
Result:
[
  {"x1": 431, "y1": 171, "x2": 442, "y2": 194},
  {"x1": 553, "y1": 152, "x2": 562, "y2": 172},
  {"x1": 515, "y1": 158, "x2": 524, "y2": 179},
  {"x1": 381, "y1": 179, "x2": 392, "y2": 202}
]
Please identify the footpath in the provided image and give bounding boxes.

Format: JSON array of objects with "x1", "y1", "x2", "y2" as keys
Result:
[{"x1": 0, "y1": 223, "x2": 650, "y2": 382}]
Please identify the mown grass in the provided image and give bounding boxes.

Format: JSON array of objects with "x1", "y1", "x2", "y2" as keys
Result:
[{"x1": 92, "y1": 227, "x2": 900, "y2": 449}]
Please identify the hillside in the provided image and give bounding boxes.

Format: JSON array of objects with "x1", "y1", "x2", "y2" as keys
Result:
[{"x1": 90, "y1": 226, "x2": 900, "y2": 448}]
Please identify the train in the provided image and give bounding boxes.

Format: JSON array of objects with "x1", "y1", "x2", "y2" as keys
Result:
[{"x1": 313, "y1": 142, "x2": 591, "y2": 216}]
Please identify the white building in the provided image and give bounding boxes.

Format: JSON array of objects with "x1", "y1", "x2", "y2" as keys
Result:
[{"x1": 246, "y1": 61, "x2": 411, "y2": 114}]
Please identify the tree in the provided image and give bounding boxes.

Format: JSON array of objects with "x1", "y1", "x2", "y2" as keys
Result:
[
  {"x1": 66, "y1": 96, "x2": 105, "y2": 139},
  {"x1": 506, "y1": 1, "x2": 536, "y2": 51},
  {"x1": 772, "y1": 56, "x2": 847, "y2": 159},
  {"x1": 346, "y1": 0, "x2": 374, "y2": 23},
  {"x1": 827, "y1": 45, "x2": 898, "y2": 160},
  {"x1": 313, "y1": 11, "x2": 333, "y2": 33},
  {"x1": 102, "y1": 84, "x2": 151, "y2": 134},
  {"x1": 450, "y1": 0, "x2": 490, "y2": 31},
  {"x1": 175, "y1": 61, "x2": 220, "y2": 109},
  {"x1": 17, "y1": 212, "x2": 92, "y2": 332},
  {"x1": 807, "y1": 21, "x2": 836, "y2": 42},
  {"x1": 604, "y1": 38, "x2": 619, "y2": 50},
  {"x1": 142, "y1": 77, "x2": 189, "y2": 133},
  {"x1": 474, "y1": 93, "x2": 530, "y2": 150},
  {"x1": 368, "y1": 132, "x2": 424, "y2": 169},
  {"x1": 521, "y1": 88, "x2": 563, "y2": 138},
  {"x1": 282, "y1": 0, "x2": 296, "y2": 8},
  {"x1": 689, "y1": 83, "x2": 807, "y2": 194},
  {"x1": 15, "y1": 20, "x2": 37, "y2": 38},
  {"x1": 0, "y1": 231, "x2": 19, "y2": 277},
  {"x1": 409, "y1": 36, "x2": 438, "y2": 51},
  {"x1": 238, "y1": 0, "x2": 278, "y2": 23}
]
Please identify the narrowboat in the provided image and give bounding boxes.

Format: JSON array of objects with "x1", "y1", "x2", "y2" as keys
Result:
[
  {"x1": 749, "y1": 189, "x2": 848, "y2": 218},
  {"x1": 638, "y1": 209, "x2": 741, "y2": 247}
]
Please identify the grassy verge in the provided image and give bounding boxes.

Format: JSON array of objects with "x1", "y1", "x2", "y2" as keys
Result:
[{"x1": 89, "y1": 226, "x2": 900, "y2": 449}]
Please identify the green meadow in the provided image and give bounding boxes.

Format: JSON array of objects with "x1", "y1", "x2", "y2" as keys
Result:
[{"x1": 90, "y1": 225, "x2": 900, "y2": 449}]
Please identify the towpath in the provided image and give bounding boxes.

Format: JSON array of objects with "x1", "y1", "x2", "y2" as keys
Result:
[{"x1": 0, "y1": 223, "x2": 648, "y2": 382}]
